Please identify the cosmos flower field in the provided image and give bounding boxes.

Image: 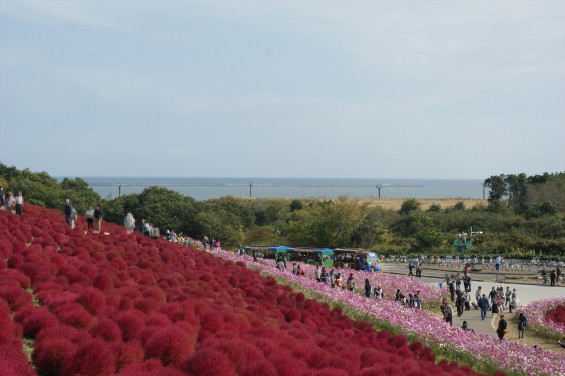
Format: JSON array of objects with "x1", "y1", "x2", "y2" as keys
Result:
[{"x1": 1, "y1": 204, "x2": 564, "y2": 375}]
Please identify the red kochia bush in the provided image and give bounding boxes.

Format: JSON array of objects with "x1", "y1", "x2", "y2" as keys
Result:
[
  {"x1": 180, "y1": 348, "x2": 236, "y2": 376},
  {"x1": 60, "y1": 338, "x2": 116, "y2": 376},
  {"x1": 0, "y1": 345, "x2": 36, "y2": 376},
  {"x1": 115, "y1": 309, "x2": 146, "y2": 342},
  {"x1": 33, "y1": 337, "x2": 76, "y2": 376},
  {"x1": 89, "y1": 318, "x2": 122, "y2": 342},
  {"x1": 75, "y1": 287, "x2": 106, "y2": 316},
  {"x1": 144, "y1": 325, "x2": 197, "y2": 366},
  {"x1": 112, "y1": 341, "x2": 145, "y2": 371},
  {"x1": 22, "y1": 307, "x2": 58, "y2": 338}
]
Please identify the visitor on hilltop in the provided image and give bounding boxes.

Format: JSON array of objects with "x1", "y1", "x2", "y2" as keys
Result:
[
  {"x1": 14, "y1": 191, "x2": 23, "y2": 215},
  {"x1": 276, "y1": 254, "x2": 286, "y2": 270},
  {"x1": 124, "y1": 212, "x2": 135, "y2": 234},
  {"x1": 509, "y1": 288, "x2": 519, "y2": 313},
  {"x1": 518, "y1": 312, "x2": 528, "y2": 339},
  {"x1": 86, "y1": 206, "x2": 94, "y2": 230},
  {"x1": 296, "y1": 265, "x2": 304, "y2": 276},
  {"x1": 63, "y1": 199, "x2": 74, "y2": 227},
  {"x1": 315, "y1": 265, "x2": 321, "y2": 282},
  {"x1": 292, "y1": 263, "x2": 298, "y2": 275},
  {"x1": 94, "y1": 206, "x2": 103, "y2": 232},
  {"x1": 497, "y1": 315, "x2": 508, "y2": 340},
  {"x1": 416, "y1": 262, "x2": 422, "y2": 278},
  {"x1": 4, "y1": 191, "x2": 13, "y2": 212}
]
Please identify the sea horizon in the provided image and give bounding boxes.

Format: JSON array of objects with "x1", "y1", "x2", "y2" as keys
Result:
[{"x1": 61, "y1": 176, "x2": 488, "y2": 201}]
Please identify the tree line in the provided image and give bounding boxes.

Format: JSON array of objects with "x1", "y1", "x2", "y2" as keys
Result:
[{"x1": 1, "y1": 163, "x2": 564, "y2": 258}]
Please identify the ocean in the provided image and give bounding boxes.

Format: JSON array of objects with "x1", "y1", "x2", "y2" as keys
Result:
[{"x1": 74, "y1": 177, "x2": 487, "y2": 201}]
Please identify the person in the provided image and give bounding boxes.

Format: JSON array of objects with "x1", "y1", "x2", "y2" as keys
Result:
[
  {"x1": 413, "y1": 290, "x2": 421, "y2": 309},
  {"x1": 335, "y1": 272, "x2": 342, "y2": 287},
  {"x1": 329, "y1": 269, "x2": 336, "y2": 287},
  {"x1": 292, "y1": 263, "x2": 298, "y2": 275},
  {"x1": 4, "y1": 192, "x2": 14, "y2": 212},
  {"x1": 63, "y1": 199, "x2": 74, "y2": 227},
  {"x1": 505, "y1": 286, "x2": 512, "y2": 309},
  {"x1": 449, "y1": 278, "x2": 456, "y2": 302},
  {"x1": 497, "y1": 315, "x2": 508, "y2": 340},
  {"x1": 518, "y1": 312, "x2": 528, "y2": 339},
  {"x1": 488, "y1": 287, "x2": 497, "y2": 306},
  {"x1": 315, "y1": 265, "x2": 321, "y2": 282},
  {"x1": 509, "y1": 289, "x2": 519, "y2": 313},
  {"x1": 478, "y1": 294, "x2": 490, "y2": 320},
  {"x1": 124, "y1": 212, "x2": 135, "y2": 234},
  {"x1": 374, "y1": 285, "x2": 383, "y2": 299},
  {"x1": 496, "y1": 255, "x2": 502, "y2": 271},
  {"x1": 461, "y1": 321, "x2": 475, "y2": 333},
  {"x1": 364, "y1": 278, "x2": 371, "y2": 298},
  {"x1": 550, "y1": 270, "x2": 557, "y2": 287},
  {"x1": 84, "y1": 206, "x2": 94, "y2": 229},
  {"x1": 455, "y1": 291, "x2": 464, "y2": 317},
  {"x1": 320, "y1": 267, "x2": 328, "y2": 283},
  {"x1": 408, "y1": 260, "x2": 414, "y2": 277},
  {"x1": 252, "y1": 249, "x2": 258, "y2": 262},
  {"x1": 94, "y1": 206, "x2": 103, "y2": 232},
  {"x1": 203, "y1": 236, "x2": 209, "y2": 250},
  {"x1": 346, "y1": 273, "x2": 355, "y2": 291},
  {"x1": 445, "y1": 304, "x2": 453, "y2": 326},
  {"x1": 14, "y1": 191, "x2": 23, "y2": 215},
  {"x1": 475, "y1": 286, "x2": 482, "y2": 304},
  {"x1": 296, "y1": 265, "x2": 304, "y2": 276},
  {"x1": 276, "y1": 254, "x2": 286, "y2": 270},
  {"x1": 415, "y1": 263, "x2": 422, "y2": 278},
  {"x1": 70, "y1": 206, "x2": 78, "y2": 229}
]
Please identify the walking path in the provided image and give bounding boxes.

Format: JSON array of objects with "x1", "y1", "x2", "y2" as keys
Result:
[{"x1": 381, "y1": 263, "x2": 565, "y2": 343}]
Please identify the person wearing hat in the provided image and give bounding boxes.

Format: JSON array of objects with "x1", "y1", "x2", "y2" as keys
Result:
[
  {"x1": 461, "y1": 321, "x2": 475, "y2": 333},
  {"x1": 497, "y1": 314, "x2": 508, "y2": 340}
]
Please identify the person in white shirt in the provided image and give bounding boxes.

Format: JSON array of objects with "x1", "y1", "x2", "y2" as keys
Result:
[
  {"x1": 86, "y1": 207, "x2": 95, "y2": 229},
  {"x1": 14, "y1": 192, "x2": 23, "y2": 215}
]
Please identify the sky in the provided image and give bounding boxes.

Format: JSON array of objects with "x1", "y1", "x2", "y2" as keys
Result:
[{"x1": 0, "y1": 0, "x2": 564, "y2": 180}]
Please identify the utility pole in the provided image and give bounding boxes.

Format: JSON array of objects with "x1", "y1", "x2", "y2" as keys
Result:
[{"x1": 249, "y1": 183, "x2": 253, "y2": 197}]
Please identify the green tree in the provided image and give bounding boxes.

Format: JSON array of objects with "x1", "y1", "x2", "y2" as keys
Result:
[{"x1": 399, "y1": 199, "x2": 421, "y2": 215}]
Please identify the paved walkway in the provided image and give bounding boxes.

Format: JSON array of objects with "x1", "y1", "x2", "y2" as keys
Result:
[{"x1": 381, "y1": 263, "x2": 565, "y2": 338}]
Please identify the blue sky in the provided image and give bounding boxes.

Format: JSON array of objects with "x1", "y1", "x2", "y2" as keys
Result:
[{"x1": 0, "y1": 1, "x2": 563, "y2": 179}]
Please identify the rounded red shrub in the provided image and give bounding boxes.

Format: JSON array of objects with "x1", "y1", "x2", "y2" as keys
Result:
[
  {"x1": 93, "y1": 271, "x2": 115, "y2": 290},
  {"x1": 144, "y1": 325, "x2": 197, "y2": 366},
  {"x1": 146, "y1": 313, "x2": 172, "y2": 327},
  {"x1": 55, "y1": 303, "x2": 95, "y2": 329},
  {"x1": 239, "y1": 359, "x2": 278, "y2": 376},
  {"x1": 22, "y1": 307, "x2": 58, "y2": 338},
  {"x1": 76, "y1": 287, "x2": 106, "y2": 316},
  {"x1": 0, "y1": 285, "x2": 33, "y2": 311},
  {"x1": 112, "y1": 341, "x2": 145, "y2": 371},
  {"x1": 7, "y1": 254, "x2": 24, "y2": 269},
  {"x1": 89, "y1": 318, "x2": 122, "y2": 342},
  {"x1": 32, "y1": 337, "x2": 76, "y2": 376},
  {"x1": 61, "y1": 338, "x2": 116, "y2": 376},
  {"x1": 0, "y1": 346, "x2": 36, "y2": 376},
  {"x1": 115, "y1": 309, "x2": 146, "y2": 342},
  {"x1": 180, "y1": 348, "x2": 235, "y2": 376},
  {"x1": 211, "y1": 339, "x2": 264, "y2": 373}
]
